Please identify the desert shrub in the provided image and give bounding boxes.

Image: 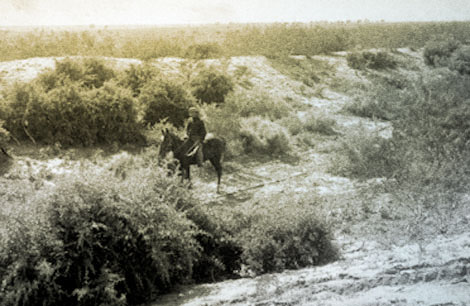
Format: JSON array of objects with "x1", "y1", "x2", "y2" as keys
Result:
[
  {"x1": 302, "y1": 112, "x2": 338, "y2": 136},
  {"x1": 191, "y1": 68, "x2": 233, "y2": 104},
  {"x1": 0, "y1": 82, "x2": 40, "y2": 140},
  {"x1": 331, "y1": 129, "x2": 401, "y2": 180},
  {"x1": 277, "y1": 114, "x2": 304, "y2": 136},
  {"x1": 81, "y1": 58, "x2": 116, "y2": 88},
  {"x1": 0, "y1": 153, "x2": 244, "y2": 305},
  {"x1": 38, "y1": 57, "x2": 115, "y2": 91},
  {"x1": 239, "y1": 117, "x2": 291, "y2": 157},
  {"x1": 347, "y1": 51, "x2": 397, "y2": 70},
  {"x1": 138, "y1": 78, "x2": 193, "y2": 128},
  {"x1": 0, "y1": 178, "x2": 197, "y2": 305},
  {"x1": 226, "y1": 88, "x2": 293, "y2": 121},
  {"x1": 201, "y1": 88, "x2": 293, "y2": 157},
  {"x1": 238, "y1": 202, "x2": 338, "y2": 275},
  {"x1": 423, "y1": 37, "x2": 461, "y2": 67},
  {"x1": 344, "y1": 73, "x2": 409, "y2": 120},
  {"x1": 278, "y1": 112, "x2": 338, "y2": 138},
  {"x1": 0, "y1": 79, "x2": 142, "y2": 146},
  {"x1": 83, "y1": 82, "x2": 142, "y2": 144},
  {"x1": 0, "y1": 57, "x2": 144, "y2": 146},
  {"x1": 185, "y1": 43, "x2": 222, "y2": 59},
  {"x1": 336, "y1": 69, "x2": 470, "y2": 187},
  {"x1": 184, "y1": 204, "x2": 243, "y2": 282},
  {"x1": 449, "y1": 45, "x2": 470, "y2": 75},
  {"x1": 118, "y1": 62, "x2": 160, "y2": 97}
]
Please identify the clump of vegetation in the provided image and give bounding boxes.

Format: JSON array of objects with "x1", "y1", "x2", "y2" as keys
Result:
[
  {"x1": 229, "y1": 88, "x2": 293, "y2": 120},
  {"x1": 0, "y1": 150, "x2": 339, "y2": 305},
  {"x1": 0, "y1": 58, "x2": 143, "y2": 146},
  {"x1": 0, "y1": 153, "x2": 240, "y2": 305},
  {"x1": 138, "y1": 78, "x2": 193, "y2": 128},
  {"x1": 191, "y1": 67, "x2": 234, "y2": 104},
  {"x1": 118, "y1": 62, "x2": 160, "y2": 97},
  {"x1": 332, "y1": 129, "x2": 399, "y2": 180},
  {"x1": 423, "y1": 37, "x2": 461, "y2": 67},
  {"x1": 239, "y1": 117, "x2": 291, "y2": 157},
  {"x1": 335, "y1": 62, "x2": 470, "y2": 189},
  {"x1": 38, "y1": 57, "x2": 116, "y2": 91},
  {"x1": 449, "y1": 45, "x2": 470, "y2": 75},
  {"x1": 347, "y1": 51, "x2": 397, "y2": 70},
  {"x1": 238, "y1": 201, "x2": 338, "y2": 275},
  {"x1": 185, "y1": 43, "x2": 222, "y2": 59},
  {"x1": 343, "y1": 73, "x2": 409, "y2": 120},
  {"x1": 0, "y1": 79, "x2": 142, "y2": 146},
  {"x1": 201, "y1": 87, "x2": 294, "y2": 158},
  {"x1": 303, "y1": 112, "x2": 338, "y2": 136}
]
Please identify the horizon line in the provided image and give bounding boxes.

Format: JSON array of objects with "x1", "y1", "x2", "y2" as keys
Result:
[{"x1": 2, "y1": 19, "x2": 470, "y2": 29}]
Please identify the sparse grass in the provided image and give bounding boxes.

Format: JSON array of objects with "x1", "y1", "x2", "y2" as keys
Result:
[{"x1": 269, "y1": 56, "x2": 334, "y2": 92}]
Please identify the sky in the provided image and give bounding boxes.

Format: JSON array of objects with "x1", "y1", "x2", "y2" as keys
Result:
[{"x1": 1, "y1": 0, "x2": 469, "y2": 26}]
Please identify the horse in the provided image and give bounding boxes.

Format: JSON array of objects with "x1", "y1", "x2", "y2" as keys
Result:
[{"x1": 158, "y1": 129, "x2": 226, "y2": 193}]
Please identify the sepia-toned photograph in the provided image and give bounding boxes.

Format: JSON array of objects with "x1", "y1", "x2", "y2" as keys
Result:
[{"x1": 1, "y1": 1, "x2": 469, "y2": 305}]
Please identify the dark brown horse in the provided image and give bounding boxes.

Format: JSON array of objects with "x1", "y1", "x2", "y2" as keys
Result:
[{"x1": 158, "y1": 129, "x2": 226, "y2": 193}]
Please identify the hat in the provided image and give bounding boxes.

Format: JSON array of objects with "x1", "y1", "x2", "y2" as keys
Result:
[{"x1": 188, "y1": 107, "x2": 200, "y2": 117}]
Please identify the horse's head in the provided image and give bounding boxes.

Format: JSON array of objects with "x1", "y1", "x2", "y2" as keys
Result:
[{"x1": 158, "y1": 129, "x2": 179, "y2": 161}]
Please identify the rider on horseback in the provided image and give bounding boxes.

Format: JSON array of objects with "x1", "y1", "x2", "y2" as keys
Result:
[{"x1": 185, "y1": 107, "x2": 206, "y2": 167}]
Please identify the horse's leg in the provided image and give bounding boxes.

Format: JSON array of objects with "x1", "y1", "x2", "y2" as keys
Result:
[{"x1": 209, "y1": 157, "x2": 222, "y2": 193}]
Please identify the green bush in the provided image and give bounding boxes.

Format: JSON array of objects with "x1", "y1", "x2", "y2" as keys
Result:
[
  {"x1": 0, "y1": 58, "x2": 143, "y2": 146},
  {"x1": 0, "y1": 80, "x2": 142, "y2": 146},
  {"x1": 238, "y1": 202, "x2": 338, "y2": 275},
  {"x1": 118, "y1": 62, "x2": 160, "y2": 97},
  {"x1": 0, "y1": 82, "x2": 42, "y2": 140},
  {"x1": 347, "y1": 51, "x2": 397, "y2": 70},
  {"x1": 83, "y1": 82, "x2": 143, "y2": 145},
  {"x1": 450, "y1": 45, "x2": 470, "y2": 75},
  {"x1": 38, "y1": 57, "x2": 115, "y2": 91},
  {"x1": 344, "y1": 73, "x2": 409, "y2": 120},
  {"x1": 336, "y1": 69, "x2": 470, "y2": 188},
  {"x1": 227, "y1": 88, "x2": 293, "y2": 120},
  {"x1": 191, "y1": 68, "x2": 233, "y2": 104},
  {"x1": 138, "y1": 78, "x2": 193, "y2": 128},
  {"x1": 239, "y1": 117, "x2": 291, "y2": 157},
  {"x1": 185, "y1": 43, "x2": 222, "y2": 59},
  {"x1": 0, "y1": 153, "x2": 243, "y2": 305},
  {"x1": 423, "y1": 37, "x2": 461, "y2": 67},
  {"x1": 331, "y1": 129, "x2": 401, "y2": 180},
  {"x1": 303, "y1": 112, "x2": 338, "y2": 136}
]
